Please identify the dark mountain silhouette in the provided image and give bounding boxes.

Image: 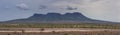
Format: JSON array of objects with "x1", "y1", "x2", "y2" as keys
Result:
[
  {"x1": 3, "y1": 12, "x2": 119, "y2": 24},
  {"x1": 28, "y1": 12, "x2": 92, "y2": 21}
]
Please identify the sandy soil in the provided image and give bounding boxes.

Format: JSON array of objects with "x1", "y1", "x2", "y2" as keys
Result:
[{"x1": 0, "y1": 28, "x2": 119, "y2": 32}]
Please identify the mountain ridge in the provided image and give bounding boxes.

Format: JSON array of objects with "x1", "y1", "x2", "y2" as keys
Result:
[{"x1": 2, "y1": 12, "x2": 119, "y2": 24}]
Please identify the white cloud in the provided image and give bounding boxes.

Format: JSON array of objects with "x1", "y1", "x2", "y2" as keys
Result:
[
  {"x1": 16, "y1": 3, "x2": 29, "y2": 10},
  {"x1": 77, "y1": 0, "x2": 120, "y2": 22}
]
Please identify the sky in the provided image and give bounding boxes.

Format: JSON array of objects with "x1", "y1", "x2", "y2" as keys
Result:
[{"x1": 0, "y1": 0, "x2": 120, "y2": 22}]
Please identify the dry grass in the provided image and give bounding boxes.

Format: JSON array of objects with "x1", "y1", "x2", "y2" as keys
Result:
[{"x1": 0, "y1": 30, "x2": 120, "y2": 35}]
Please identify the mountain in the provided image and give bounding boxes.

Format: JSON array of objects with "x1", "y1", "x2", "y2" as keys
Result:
[
  {"x1": 28, "y1": 12, "x2": 92, "y2": 21},
  {"x1": 3, "y1": 12, "x2": 119, "y2": 24}
]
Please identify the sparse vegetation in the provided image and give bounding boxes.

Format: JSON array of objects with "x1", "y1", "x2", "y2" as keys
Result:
[
  {"x1": 21, "y1": 30, "x2": 25, "y2": 35},
  {"x1": 7, "y1": 34, "x2": 10, "y2": 35},
  {"x1": 0, "y1": 31, "x2": 119, "y2": 35},
  {"x1": 63, "y1": 33, "x2": 69, "y2": 35},
  {"x1": 40, "y1": 28, "x2": 45, "y2": 31},
  {"x1": 0, "y1": 23, "x2": 119, "y2": 29}
]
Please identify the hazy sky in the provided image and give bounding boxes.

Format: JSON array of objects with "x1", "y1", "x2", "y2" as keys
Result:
[{"x1": 0, "y1": 0, "x2": 120, "y2": 22}]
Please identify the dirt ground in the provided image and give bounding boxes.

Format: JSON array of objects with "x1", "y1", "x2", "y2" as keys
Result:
[{"x1": 0, "y1": 28, "x2": 119, "y2": 35}]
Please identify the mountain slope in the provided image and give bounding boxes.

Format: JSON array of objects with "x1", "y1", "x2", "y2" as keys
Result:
[{"x1": 3, "y1": 12, "x2": 119, "y2": 23}]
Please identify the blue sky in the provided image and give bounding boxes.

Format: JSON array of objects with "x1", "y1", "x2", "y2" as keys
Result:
[{"x1": 0, "y1": 0, "x2": 120, "y2": 22}]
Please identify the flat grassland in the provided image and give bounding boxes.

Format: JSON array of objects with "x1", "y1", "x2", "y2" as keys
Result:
[
  {"x1": 0, "y1": 23, "x2": 119, "y2": 35},
  {"x1": 0, "y1": 23, "x2": 119, "y2": 29}
]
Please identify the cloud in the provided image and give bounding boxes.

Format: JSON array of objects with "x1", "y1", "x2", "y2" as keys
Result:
[
  {"x1": 77, "y1": 0, "x2": 120, "y2": 22},
  {"x1": 39, "y1": 5, "x2": 47, "y2": 9},
  {"x1": 16, "y1": 3, "x2": 29, "y2": 10},
  {"x1": 66, "y1": 6, "x2": 78, "y2": 10}
]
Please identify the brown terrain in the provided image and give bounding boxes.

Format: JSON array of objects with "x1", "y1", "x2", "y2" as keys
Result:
[{"x1": 0, "y1": 28, "x2": 119, "y2": 35}]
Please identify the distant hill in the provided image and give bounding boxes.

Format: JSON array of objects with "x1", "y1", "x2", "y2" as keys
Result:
[{"x1": 2, "y1": 12, "x2": 119, "y2": 24}]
